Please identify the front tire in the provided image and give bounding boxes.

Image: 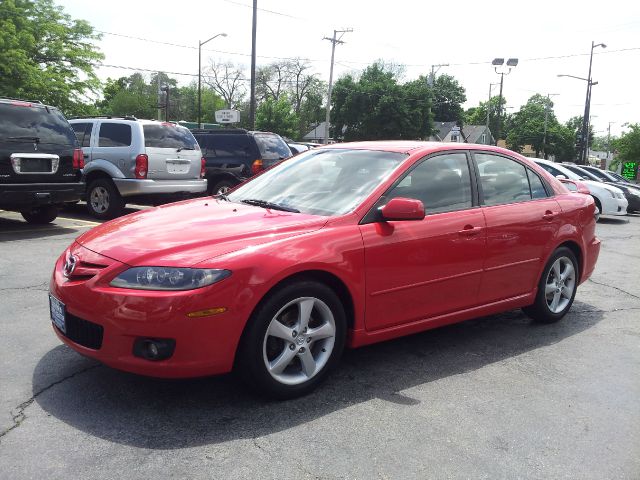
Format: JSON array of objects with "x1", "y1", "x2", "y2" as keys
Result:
[
  {"x1": 523, "y1": 247, "x2": 579, "y2": 323},
  {"x1": 86, "y1": 179, "x2": 125, "y2": 219},
  {"x1": 21, "y1": 205, "x2": 58, "y2": 224},
  {"x1": 209, "y1": 178, "x2": 237, "y2": 196},
  {"x1": 237, "y1": 280, "x2": 347, "y2": 399}
]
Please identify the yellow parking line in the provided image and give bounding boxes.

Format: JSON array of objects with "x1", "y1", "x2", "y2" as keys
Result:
[{"x1": 56, "y1": 217, "x2": 101, "y2": 226}]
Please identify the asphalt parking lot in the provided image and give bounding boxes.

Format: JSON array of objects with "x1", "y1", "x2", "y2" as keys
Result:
[{"x1": 0, "y1": 206, "x2": 638, "y2": 480}]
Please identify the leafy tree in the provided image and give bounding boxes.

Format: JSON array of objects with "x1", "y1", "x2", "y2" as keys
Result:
[
  {"x1": 430, "y1": 74, "x2": 466, "y2": 125},
  {"x1": 612, "y1": 124, "x2": 640, "y2": 165},
  {"x1": 0, "y1": 0, "x2": 103, "y2": 115},
  {"x1": 330, "y1": 63, "x2": 432, "y2": 141},
  {"x1": 204, "y1": 60, "x2": 246, "y2": 109},
  {"x1": 464, "y1": 95, "x2": 506, "y2": 139},
  {"x1": 255, "y1": 95, "x2": 298, "y2": 139}
]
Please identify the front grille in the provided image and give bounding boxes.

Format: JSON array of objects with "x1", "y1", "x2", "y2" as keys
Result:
[{"x1": 63, "y1": 313, "x2": 104, "y2": 350}]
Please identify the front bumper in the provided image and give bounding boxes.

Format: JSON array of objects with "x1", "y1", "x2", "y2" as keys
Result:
[
  {"x1": 600, "y1": 195, "x2": 628, "y2": 216},
  {"x1": 0, "y1": 182, "x2": 85, "y2": 210},
  {"x1": 113, "y1": 178, "x2": 207, "y2": 197},
  {"x1": 49, "y1": 244, "x2": 246, "y2": 378}
]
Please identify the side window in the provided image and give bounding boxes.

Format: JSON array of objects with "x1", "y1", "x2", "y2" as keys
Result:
[
  {"x1": 384, "y1": 152, "x2": 472, "y2": 214},
  {"x1": 71, "y1": 122, "x2": 93, "y2": 148},
  {"x1": 537, "y1": 163, "x2": 561, "y2": 177},
  {"x1": 476, "y1": 153, "x2": 531, "y2": 206},
  {"x1": 527, "y1": 169, "x2": 548, "y2": 199},
  {"x1": 98, "y1": 123, "x2": 132, "y2": 147},
  {"x1": 203, "y1": 135, "x2": 252, "y2": 158}
]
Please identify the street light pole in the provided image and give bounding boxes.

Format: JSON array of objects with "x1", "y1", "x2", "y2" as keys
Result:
[
  {"x1": 542, "y1": 93, "x2": 559, "y2": 159},
  {"x1": 578, "y1": 41, "x2": 606, "y2": 164},
  {"x1": 486, "y1": 83, "x2": 499, "y2": 135},
  {"x1": 323, "y1": 28, "x2": 352, "y2": 144},
  {"x1": 492, "y1": 58, "x2": 518, "y2": 145},
  {"x1": 198, "y1": 32, "x2": 227, "y2": 129}
]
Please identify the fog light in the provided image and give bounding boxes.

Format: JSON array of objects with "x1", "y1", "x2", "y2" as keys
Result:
[{"x1": 133, "y1": 338, "x2": 176, "y2": 361}]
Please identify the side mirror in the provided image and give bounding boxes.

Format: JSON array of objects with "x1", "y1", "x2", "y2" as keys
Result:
[
  {"x1": 380, "y1": 197, "x2": 425, "y2": 221},
  {"x1": 559, "y1": 178, "x2": 590, "y2": 195}
]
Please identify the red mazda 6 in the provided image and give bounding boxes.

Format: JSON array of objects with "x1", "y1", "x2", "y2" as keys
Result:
[{"x1": 50, "y1": 142, "x2": 600, "y2": 398}]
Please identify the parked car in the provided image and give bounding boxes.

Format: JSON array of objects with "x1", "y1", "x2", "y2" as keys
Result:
[
  {"x1": 0, "y1": 98, "x2": 85, "y2": 223},
  {"x1": 534, "y1": 159, "x2": 627, "y2": 220},
  {"x1": 191, "y1": 129, "x2": 292, "y2": 195},
  {"x1": 570, "y1": 164, "x2": 640, "y2": 213},
  {"x1": 607, "y1": 170, "x2": 637, "y2": 184},
  {"x1": 69, "y1": 117, "x2": 207, "y2": 219},
  {"x1": 50, "y1": 143, "x2": 599, "y2": 398}
]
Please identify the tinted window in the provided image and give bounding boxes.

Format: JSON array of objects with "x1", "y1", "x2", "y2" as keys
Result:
[
  {"x1": 476, "y1": 153, "x2": 531, "y2": 206},
  {"x1": 527, "y1": 169, "x2": 548, "y2": 199},
  {"x1": 143, "y1": 124, "x2": 198, "y2": 150},
  {"x1": 98, "y1": 123, "x2": 132, "y2": 147},
  {"x1": 384, "y1": 153, "x2": 472, "y2": 214},
  {"x1": 563, "y1": 164, "x2": 598, "y2": 181},
  {"x1": 253, "y1": 133, "x2": 292, "y2": 160},
  {"x1": 536, "y1": 162, "x2": 562, "y2": 177},
  {"x1": 71, "y1": 122, "x2": 93, "y2": 148},
  {"x1": 197, "y1": 134, "x2": 253, "y2": 158},
  {"x1": 583, "y1": 167, "x2": 610, "y2": 181},
  {"x1": 0, "y1": 103, "x2": 77, "y2": 146}
]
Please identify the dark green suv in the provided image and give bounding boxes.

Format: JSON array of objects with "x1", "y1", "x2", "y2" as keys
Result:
[{"x1": 0, "y1": 98, "x2": 85, "y2": 223}]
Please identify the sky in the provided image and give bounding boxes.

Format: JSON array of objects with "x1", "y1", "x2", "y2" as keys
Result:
[{"x1": 59, "y1": 0, "x2": 640, "y2": 138}]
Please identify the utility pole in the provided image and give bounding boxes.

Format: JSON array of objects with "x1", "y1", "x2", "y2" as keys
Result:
[
  {"x1": 157, "y1": 73, "x2": 162, "y2": 121},
  {"x1": 323, "y1": 28, "x2": 352, "y2": 144},
  {"x1": 578, "y1": 41, "x2": 606, "y2": 164},
  {"x1": 486, "y1": 83, "x2": 499, "y2": 139},
  {"x1": 542, "y1": 93, "x2": 559, "y2": 159},
  {"x1": 427, "y1": 64, "x2": 448, "y2": 136},
  {"x1": 607, "y1": 121, "x2": 615, "y2": 165},
  {"x1": 492, "y1": 58, "x2": 518, "y2": 146},
  {"x1": 249, "y1": 0, "x2": 258, "y2": 129}
]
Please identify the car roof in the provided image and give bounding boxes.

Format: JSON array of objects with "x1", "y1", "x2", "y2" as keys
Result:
[{"x1": 319, "y1": 141, "x2": 523, "y2": 156}]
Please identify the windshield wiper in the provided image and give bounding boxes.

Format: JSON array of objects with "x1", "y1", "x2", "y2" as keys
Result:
[
  {"x1": 8, "y1": 136, "x2": 40, "y2": 142},
  {"x1": 241, "y1": 199, "x2": 300, "y2": 213},
  {"x1": 176, "y1": 146, "x2": 195, "y2": 152}
]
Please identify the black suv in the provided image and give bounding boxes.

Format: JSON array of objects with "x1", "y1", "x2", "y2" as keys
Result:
[
  {"x1": 0, "y1": 98, "x2": 84, "y2": 223},
  {"x1": 192, "y1": 129, "x2": 292, "y2": 195}
]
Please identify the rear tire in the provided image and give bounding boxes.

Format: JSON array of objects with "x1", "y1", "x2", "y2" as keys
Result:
[
  {"x1": 21, "y1": 205, "x2": 58, "y2": 224},
  {"x1": 86, "y1": 179, "x2": 125, "y2": 219},
  {"x1": 523, "y1": 247, "x2": 579, "y2": 324},
  {"x1": 237, "y1": 280, "x2": 347, "y2": 399}
]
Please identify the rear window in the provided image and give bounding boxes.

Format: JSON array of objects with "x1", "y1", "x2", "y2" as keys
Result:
[
  {"x1": 253, "y1": 133, "x2": 292, "y2": 160},
  {"x1": 143, "y1": 124, "x2": 199, "y2": 150},
  {"x1": 196, "y1": 134, "x2": 254, "y2": 158},
  {"x1": 0, "y1": 103, "x2": 77, "y2": 146}
]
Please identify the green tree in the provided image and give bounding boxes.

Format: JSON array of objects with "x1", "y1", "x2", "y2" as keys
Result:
[
  {"x1": 612, "y1": 124, "x2": 640, "y2": 165},
  {"x1": 430, "y1": 74, "x2": 466, "y2": 125},
  {"x1": 0, "y1": 0, "x2": 103, "y2": 115},
  {"x1": 506, "y1": 94, "x2": 556, "y2": 156},
  {"x1": 255, "y1": 95, "x2": 298, "y2": 139},
  {"x1": 464, "y1": 95, "x2": 506, "y2": 139},
  {"x1": 330, "y1": 63, "x2": 432, "y2": 141}
]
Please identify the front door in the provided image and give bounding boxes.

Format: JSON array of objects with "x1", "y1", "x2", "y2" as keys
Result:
[{"x1": 360, "y1": 152, "x2": 487, "y2": 331}]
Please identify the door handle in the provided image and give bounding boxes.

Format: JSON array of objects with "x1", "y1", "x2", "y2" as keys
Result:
[
  {"x1": 458, "y1": 225, "x2": 483, "y2": 237},
  {"x1": 542, "y1": 211, "x2": 557, "y2": 221}
]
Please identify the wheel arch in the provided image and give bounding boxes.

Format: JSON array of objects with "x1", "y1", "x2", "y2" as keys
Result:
[
  {"x1": 554, "y1": 239, "x2": 583, "y2": 280},
  {"x1": 232, "y1": 268, "x2": 356, "y2": 367}
]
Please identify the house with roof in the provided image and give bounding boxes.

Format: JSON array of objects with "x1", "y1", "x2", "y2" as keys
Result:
[{"x1": 429, "y1": 121, "x2": 494, "y2": 145}]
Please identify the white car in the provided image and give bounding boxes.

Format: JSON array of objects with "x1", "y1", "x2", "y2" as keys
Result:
[{"x1": 534, "y1": 159, "x2": 627, "y2": 220}]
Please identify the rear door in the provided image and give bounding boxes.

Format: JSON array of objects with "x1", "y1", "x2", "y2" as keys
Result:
[
  {"x1": 197, "y1": 134, "x2": 256, "y2": 178},
  {"x1": 143, "y1": 123, "x2": 201, "y2": 180},
  {"x1": 0, "y1": 102, "x2": 77, "y2": 184},
  {"x1": 474, "y1": 152, "x2": 561, "y2": 303},
  {"x1": 92, "y1": 121, "x2": 134, "y2": 176}
]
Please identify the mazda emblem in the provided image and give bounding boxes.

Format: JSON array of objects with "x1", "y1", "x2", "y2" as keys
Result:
[{"x1": 63, "y1": 254, "x2": 78, "y2": 277}]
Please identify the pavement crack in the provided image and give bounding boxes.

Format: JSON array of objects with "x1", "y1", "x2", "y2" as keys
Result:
[
  {"x1": 588, "y1": 278, "x2": 640, "y2": 300},
  {"x1": 0, "y1": 282, "x2": 49, "y2": 292},
  {"x1": 0, "y1": 363, "x2": 100, "y2": 442}
]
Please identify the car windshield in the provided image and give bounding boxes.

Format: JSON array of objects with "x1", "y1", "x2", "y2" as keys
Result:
[
  {"x1": 565, "y1": 165, "x2": 601, "y2": 181},
  {"x1": 143, "y1": 124, "x2": 199, "y2": 150},
  {"x1": 583, "y1": 167, "x2": 611, "y2": 181},
  {"x1": 227, "y1": 148, "x2": 407, "y2": 216}
]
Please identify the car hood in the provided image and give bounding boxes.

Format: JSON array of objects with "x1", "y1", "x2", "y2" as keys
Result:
[{"x1": 76, "y1": 198, "x2": 328, "y2": 266}]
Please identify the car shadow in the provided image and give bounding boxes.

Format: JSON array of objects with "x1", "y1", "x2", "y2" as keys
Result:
[
  {"x1": 0, "y1": 217, "x2": 78, "y2": 241},
  {"x1": 61, "y1": 202, "x2": 143, "y2": 222},
  {"x1": 34, "y1": 301, "x2": 603, "y2": 449},
  {"x1": 598, "y1": 217, "x2": 629, "y2": 225}
]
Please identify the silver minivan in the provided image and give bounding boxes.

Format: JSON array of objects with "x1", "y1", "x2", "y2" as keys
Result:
[{"x1": 70, "y1": 118, "x2": 207, "y2": 218}]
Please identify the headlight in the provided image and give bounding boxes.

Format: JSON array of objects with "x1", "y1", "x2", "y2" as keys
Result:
[
  {"x1": 110, "y1": 267, "x2": 231, "y2": 290},
  {"x1": 628, "y1": 188, "x2": 640, "y2": 197},
  {"x1": 607, "y1": 189, "x2": 615, "y2": 198}
]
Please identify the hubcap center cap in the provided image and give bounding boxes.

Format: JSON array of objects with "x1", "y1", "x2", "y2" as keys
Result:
[{"x1": 296, "y1": 335, "x2": 306, "y2": 346}]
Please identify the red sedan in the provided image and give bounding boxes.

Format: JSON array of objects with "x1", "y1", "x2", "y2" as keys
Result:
[{"x1": 49, "y1": 142, "x2": 600, "y2": 398}]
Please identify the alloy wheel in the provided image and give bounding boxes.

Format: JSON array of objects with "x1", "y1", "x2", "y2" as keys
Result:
[
  {"x1": 544, "y1": 256, "x2": 576, "y2": 313},
  {"x1": 90, "y1": 186, "x2": 110, "y2": 214}
]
